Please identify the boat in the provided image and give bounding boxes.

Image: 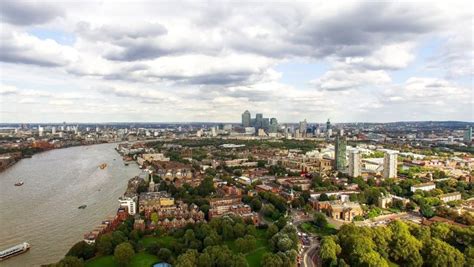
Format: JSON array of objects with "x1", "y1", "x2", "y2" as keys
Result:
[
  {"x1": 78, "y1": 205, "x2": 87, "y2": 209},
  {"x1": 0, "y1": 242, "x2": 30, "y2": 261},
  {"x1": 99, "y1": 163, "x2": 107, "y2": 169},
  {"x1": 14, "y1": 181, "x2": 24, "y2": 186},
  {"x1": 124, "y1": 162, "x2": 129, "y2": 166}
]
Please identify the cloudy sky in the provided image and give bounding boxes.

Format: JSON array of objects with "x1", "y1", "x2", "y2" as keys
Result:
[{"x1": 0, "y1": 0, "x2": 472, "y2": 123}]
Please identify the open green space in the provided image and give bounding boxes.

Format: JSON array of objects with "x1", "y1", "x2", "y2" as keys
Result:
[
  {"x1": 85, "y1": 252, "x2": 159, "y2": 267},
  {"x1": 300, "y1": 222, "x2": 337, "y2": 236}
]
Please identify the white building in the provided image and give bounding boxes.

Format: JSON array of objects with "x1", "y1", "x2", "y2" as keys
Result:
[
  {"x1": 410, "y1": 182, "x2": 436, "y2": 193},
  {"x1": 119, "y1": 196, "x2": 137, "y2": 215},
  {"x1": 439, "y1": 192, "x2": 462, "y2": 203},
  {"x1": 38, "y1": 126, "x2": 44, "y2": 137},
  {"x1": 348, "y1": 150, "x2": 361, "y2": 177},
  {"x1": 383, "y1": 150, "x2": 398, "y2": 179}
]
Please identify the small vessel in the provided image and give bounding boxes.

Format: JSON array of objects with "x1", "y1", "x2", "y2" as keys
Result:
[
  {"x1": 99, "y1": 163, "x2": 107, "y2": 169},
  {"x1": 78, "y1": 205, "x2": 87, "y2": 209},
  {"x1": 14, "y1": 181, "x2": 24, "y2": 186},
  {"x1": 124, "y1": 162, "x2": 129, "y2": 166},
  {"x1": 0, "y1": 242, "x2": 31, "y2": 261}
]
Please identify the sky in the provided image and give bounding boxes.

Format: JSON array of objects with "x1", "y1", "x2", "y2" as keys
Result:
[{"x1": 0, "y1": 0, "x2": 472, "y2": 123}]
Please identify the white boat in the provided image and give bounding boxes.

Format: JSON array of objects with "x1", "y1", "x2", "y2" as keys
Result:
[{"x1": 0, "y1": 242, "x2": 31, "y2": 261}]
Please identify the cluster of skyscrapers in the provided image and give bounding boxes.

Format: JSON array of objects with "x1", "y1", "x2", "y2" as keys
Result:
[{"x1": 241, "y1": 110, "x2": 278, "y2": 134}]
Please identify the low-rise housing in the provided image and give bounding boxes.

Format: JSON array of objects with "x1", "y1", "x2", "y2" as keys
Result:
[{"x1": 410, "y1": 182, "x2": 436, "y2": 192}]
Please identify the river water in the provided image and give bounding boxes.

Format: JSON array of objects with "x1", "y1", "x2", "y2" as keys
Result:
[{"x1": 0, "y1": 143, "x2": 140, "y2": 266}]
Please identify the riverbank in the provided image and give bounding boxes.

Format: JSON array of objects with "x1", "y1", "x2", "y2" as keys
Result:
[
  {"x1": 0, "y1": 140, "x2": 115, "y2": 173},
  {"x1": 0, "y1": 143, "x2": 141, "y2": 266}
]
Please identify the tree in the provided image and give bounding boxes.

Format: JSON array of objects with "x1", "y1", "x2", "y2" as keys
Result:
[
  {"x1": 267, "y1": 224, "x2": 279, "y2": 238},
  {"x1": 151, "y1": 212, "x2": 159, "y2": 224},
  {"x1": 319, "y1": 236, "x2": 341, "y2": 265},
  {"x1": 111, "y1": 231, "x2": 128, "y2": 248},
  {"x1": 319, "y1": 193, "x2": 329, "y2": 201},
  {"x1": 233, "y1": 223, "x2": 246, "y2": 238},
  {"x1": 222, "y1": 222, "x2": 234, "y2": 240},
  {"x1": 175, "y1": 249, "x2": 199, "y2": 267},
  {"x1": 420, "y1": 204, "x2": 435, "y2": 218},
  {"x1": 313, "y1": 212, "x2": 328, "y2": 228},
  {"x1": 250, "y1": 198, "x2": 262, "y2": 211},
  {"x1": 261, "y1": 252, "x2": 283, "y2": 267},
  {"x1": 422, "y1": 238, "x2": 465, "y2": 267},
  {"x1": 66, "y1": 241, "x2": 95, "y2": 260},
  {"x1": 389, "y1": 221, "x2": 423, "y2": 267},
  {"x1": 56, "y1": 256, "x2": 84, "y2": 267},
  {"x1": 96, "y1": 233, "x2": 113, "y2": 255},
  {"x1": 157, "y1": 248, "x2": 172, "y2": 262},
  {"x1": 114, "y1": 242, "x2": 135, "y2": 266}
]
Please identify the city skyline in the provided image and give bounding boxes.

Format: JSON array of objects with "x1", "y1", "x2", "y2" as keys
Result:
[{"x1": 1, "y1": 1, "x2": 473, "y2": 123}]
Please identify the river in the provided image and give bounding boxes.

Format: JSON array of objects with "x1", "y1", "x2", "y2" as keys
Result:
[{"x1": 0, "y1": 143, "x2": 140, "y2": 266}]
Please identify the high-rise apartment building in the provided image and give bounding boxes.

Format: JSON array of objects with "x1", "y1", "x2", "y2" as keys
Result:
[
  {"x1": 383, "y1": 150, "x2": 398, "y2": 179},
  {"x1": 242, "y1": 110, "x2": 251, "y2": 127},
  {"x1": 348, "y1": 150, "x2": 361, "y2": 177},
  {"x1": 299, "y1": 119, "x2": 307, "y2": 137},
  {"x1": 335, "y1": 135, "x2": 347, "y2": 171},
  {"x1": 464, "y1": 127, "x2": 472, "y2": 143}
]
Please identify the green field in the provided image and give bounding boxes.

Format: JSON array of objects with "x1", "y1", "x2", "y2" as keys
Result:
[
  {"x1": 85, "y1": 252, "x2": 159, "y2": 267},
  {"x1": 87, "y1": 230, "x2": 271, "y2": 267},
  {"x1": 300, "y1": 222, "x2": 337, "y2": 236}
]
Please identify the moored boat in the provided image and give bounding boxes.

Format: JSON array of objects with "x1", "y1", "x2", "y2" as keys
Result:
[
  {"x1": 0, "y1": 242, "x2": 30, "y2": 261},
  {"x1": 14, "y1": 181, "x2": 24, "y2": 186},
  {"x1": 78, "y1": 205, "x2": 87, "y2": 209}
]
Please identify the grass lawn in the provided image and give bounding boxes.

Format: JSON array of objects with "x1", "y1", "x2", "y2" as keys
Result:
[
  {"x1": 86, "y1": 252, "x2": 159, "y2": 267},
  {"x1": 246, "y1": 246, "x2": 270, "y2": 267},
  {"x1": 85, "y1": 256, "x2": 117, "y2": 267},
  {"x1": 300, "y1": 222, "x2": 337, "y2": 236},
  {"x1": 128, "y1": 252, "x2": 159, "y2": 267}
]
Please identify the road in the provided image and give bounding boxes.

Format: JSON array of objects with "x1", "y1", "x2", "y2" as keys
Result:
[
  {"x1": 301, "y1": 237, "x2": 319, "y2": 267},
  {"x1": 290, "y1": 211, "x2": 320, "y2": 267}
]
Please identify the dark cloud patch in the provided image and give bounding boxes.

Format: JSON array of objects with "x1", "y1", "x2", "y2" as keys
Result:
[
  {"x1": 0, "y1": 52, "x2": 60, "y2": 66},
  {"x1": 1, "y1": 0, "x2": 64, "y2": 25},
  {"x1": 105, "y1": 43, "x2": 177, "y2": 61}
]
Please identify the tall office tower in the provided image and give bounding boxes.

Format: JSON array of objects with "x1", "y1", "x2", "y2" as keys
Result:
[
  {"x1": 383, "y1": 150, "x2": 398, "y2": 179},
  {"x1": 339, "y1": 128, "x2": 344, "y2": 136},
  {"x1": 38, "y1": 125, "x2": 44, "y2": 137},
  {"x1": 299, "y1": 119, "x2": 308, "y2": 137},
  {"x1": 326, "y1": 119, "x2": 331, "y2": 139},
  {"x1": 269, "y1": 118, "x2": 278, "y2": 133},
  {"x1": 255, "y1": 113, "x2": 263, "y2": 130},
  {"x1": 242, "y1": 110, "x2": 251, "y2": 127},
  {"x1": 51, "y1": 126, "x2": 56, "y2": 134},
  {"x1": 464, "y1": 127, "x2": 473, "y2": 143},
  {"x1": 348, "y1": 150, "x2": 361, "y2": 177},
  {"x1": 262, "y1": 118, "x2": 270, "y2": 131},
  {"x1": 335, "y1": 135, "x2": 347, "y2": 171}
]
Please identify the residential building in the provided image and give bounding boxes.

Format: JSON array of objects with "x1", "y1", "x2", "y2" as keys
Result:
[
  {"x1": 348, "y1": 150, "x2": 361, "y2": 177},
  {"x1": 439, "y1": 192, "x2": 462, "y2": 203},
  {"x1": 410, "y1": 182, "x2": 436, "y2": 192},
  {"x1": 119, "y1": 196, "x2": 137, "y2": 215},
  {"x1": 335, "y1": 135, "x2": 347, "y2": 171},
  {"x1": 383, "y1": 150, "x2": 398, "y2": 179}
]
